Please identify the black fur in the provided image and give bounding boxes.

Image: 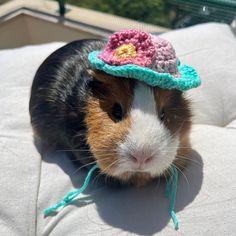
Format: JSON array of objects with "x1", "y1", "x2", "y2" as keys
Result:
[{"x1": 29, "y1": 39, "x2": 106, "y2": 165}]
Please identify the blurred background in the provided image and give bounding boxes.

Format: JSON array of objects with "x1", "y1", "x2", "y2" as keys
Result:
[
  {"x1": 0, "y1": 0, "x2": 235, "y2": 49},
  {"x1": 54, "y1": 0, "x2": 236, "y2": 29}
]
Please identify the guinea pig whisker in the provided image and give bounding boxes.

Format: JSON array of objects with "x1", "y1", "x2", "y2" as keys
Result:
[
  {"x1": 170, "y1": 120, "x2": 186, "y2": 138},
  {"x1": 169, "y1": 108, "x2": 190, "y2": 111},
  {"x1": 56, "y1": 149, "x2": 91, "y2": 152},
  {"x1": 71, "y1": 157, "x2": 112, "y2": 175},
  {"x1": 166, "y1": 168, "x2": 171, "y2": 178},
  {"x1": 72, "y1": 158, "x2": 108, "y2": 175},
  {"x1": 72, "y1": 134, "x2": 87, "y2": 139},
  {"x1": 178, "y1": 146, "x2": 194, "y2": 148},
  {"x1": 70, "y1": 156, "x2": 95, "y2": 161},
  {"x1": 71, "y1": 160, "x2": 99, "y2": 175},
  {"x1": 92, "y1": 158, "x2": 120, "y2": 185},
  {"x1": 104, "y1": 174, "x2": 112, "y2": 186},
  {"x1": 163, "y1": 171, "x2": 169, "y2": 186},
  {"x1": 93, "y1": 171, "x2": 107, "y2": 186},
  {"x1": 100, "y1": 159, "x2": 119, "y2": 175},
  {"x1": 173, "y1": 161, "x2": 187, "y2": 170},
  {"x1": 56, "y1": 149, "x2": 119, "y2": 157},
  {"x1": 160, "y1": 146, "x2": 191, "y2": 153},
  {"x1": 171, "y1": 163, "x2": 190, "y2": 188},
  {"x1": 175, "y1": 155, "x2": 202, "y2": 166},
  {"x1": 93, "y1": 159, "x2": 119, "y2": 184},
  {"x1": 95, "y1": 154, "x2": 117, "y2": 159},
  {"x1": 91, "y1": 172, "x2": 101, "y2": 186},
  {"x1": 175, "y1": 154, "x2": 200, "y2": 163}
]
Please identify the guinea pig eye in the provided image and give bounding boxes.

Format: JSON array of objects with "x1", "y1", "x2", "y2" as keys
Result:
[
  {"x1": 160, "y1": 108, "x2": 165, "y2": 121},
  {"x1": 112, "y1": 103, "x2": 123, "y2": 122}
]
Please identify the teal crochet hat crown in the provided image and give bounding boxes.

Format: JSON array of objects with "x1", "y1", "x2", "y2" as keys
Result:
[{"x1": 88, "y1": 29, "x2": 201, "y2": 91}]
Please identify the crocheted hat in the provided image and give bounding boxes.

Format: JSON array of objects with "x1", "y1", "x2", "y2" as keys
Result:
[{"x1": 88, "y1": 29, "x2": 201, "y2": 91}]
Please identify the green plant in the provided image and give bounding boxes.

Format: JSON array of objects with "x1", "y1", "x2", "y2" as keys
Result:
[{"x1": 65, "y1": 0, "x2": 171, "y2": 27}]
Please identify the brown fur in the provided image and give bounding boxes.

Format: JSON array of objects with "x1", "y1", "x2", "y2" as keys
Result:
[{"x1": 85, "y1": 71, "x2": 133, "y2": 176}]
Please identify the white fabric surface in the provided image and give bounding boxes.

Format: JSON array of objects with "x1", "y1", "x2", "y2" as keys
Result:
[{"x1": 0, "y1": 23, "x2": 236, "y2": 236}]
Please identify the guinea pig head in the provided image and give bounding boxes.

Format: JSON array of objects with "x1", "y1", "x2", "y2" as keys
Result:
[{"x1": 85, "y1": 70, "x2": 192, "y2": 185}]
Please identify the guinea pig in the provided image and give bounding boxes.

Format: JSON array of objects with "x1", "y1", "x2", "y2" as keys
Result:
[{"x1": 29, "y1": 39, "x2": 192, "y2": 186}]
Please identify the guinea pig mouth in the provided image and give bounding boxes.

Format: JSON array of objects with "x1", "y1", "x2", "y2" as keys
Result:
[
  {"x1": 114, "y1": 170, "x2": 153, "y2": 186},
  {"x1": 129, "y1": 169, "x2": 149, "y2": 173},
  {"x1": 110, "y1": 151, "x2": 178, "y2": 181}
]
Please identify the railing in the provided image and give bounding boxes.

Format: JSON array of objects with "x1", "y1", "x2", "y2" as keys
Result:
[{"x1": 57, "y1": 0, "x2": 66, "y2": 16}]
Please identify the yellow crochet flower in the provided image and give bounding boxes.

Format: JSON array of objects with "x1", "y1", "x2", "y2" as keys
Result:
[{"x1": 113, "y1": 43, "x2": 137, "y2": 59}]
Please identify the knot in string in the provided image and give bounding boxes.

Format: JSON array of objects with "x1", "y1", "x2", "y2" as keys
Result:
[{"x1": 43, "y1": 165, "x2": 99, "y2": 216}]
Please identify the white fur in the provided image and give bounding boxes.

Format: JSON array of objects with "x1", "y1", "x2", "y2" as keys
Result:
[{"x1": 115, "y1": 82, "x2": 179, "y2": 177}]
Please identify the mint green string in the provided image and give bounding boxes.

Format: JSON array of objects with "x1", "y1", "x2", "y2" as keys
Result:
[
  {"x1": 44, "y1": 164, "x2": 99, "y2": 216},
  {"x1": 44, "y1": 164, "x2": 179, "y2": 230},
  {"x1": 165, "y1": 165, "x2": 179, "y2": 230}
]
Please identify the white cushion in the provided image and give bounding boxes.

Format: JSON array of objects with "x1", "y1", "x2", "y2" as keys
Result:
[
  {"x1": 0, "y1": 23, "x2": 236, "y2": 236},
  {"x1": 162, "y1": 23, "x2": 236, "y2": 127},
  {"x1": 0, "y1": 42, "x2": 65, "y2": 236}
]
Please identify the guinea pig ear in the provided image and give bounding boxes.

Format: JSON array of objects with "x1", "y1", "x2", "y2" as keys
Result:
[
  {"x1": 87, "y1": 69, "x2": 109, "y2": 97},
  {"x1": 174, "y1": 89, "x2": 183, "y2": 96},
  {"x1": 87, "y1": 69, "x2": 97, "y2": 78},
  {"x1": 87, "y1": 69, "x2": 109, "y2": 83}
]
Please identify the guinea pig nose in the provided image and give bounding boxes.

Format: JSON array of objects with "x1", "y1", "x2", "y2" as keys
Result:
[{"x1": 130, "y1": 152, "x2": 153, "y2": 165}]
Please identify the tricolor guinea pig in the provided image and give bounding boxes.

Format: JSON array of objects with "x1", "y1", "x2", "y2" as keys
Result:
[{"x1": 29, "y1": 30, "x2": 200, "y2": 186}]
